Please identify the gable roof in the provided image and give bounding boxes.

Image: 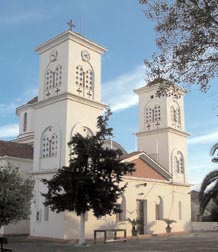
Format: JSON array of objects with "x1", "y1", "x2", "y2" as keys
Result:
[
  {"x1": 27, "y1": 96, "x2": 38, "y2": 105},
  {"x1": 0, "y1": 141, "x2": 33, "y2": 159},
  {"x1": 122, "y1": 151, "x2": 172, "y2": 181}
]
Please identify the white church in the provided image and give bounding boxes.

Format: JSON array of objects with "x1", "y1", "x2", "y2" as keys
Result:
[{"x1": 0, "y1": 26, "x2": 191, "y2": 239}]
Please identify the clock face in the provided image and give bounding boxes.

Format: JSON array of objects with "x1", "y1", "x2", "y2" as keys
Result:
[
  {"x1": 49, "y1": 50, "x2": 58, "y2": 62},
  {"x1": 81, "y1": 50, "x2": 90, "y2": 62}
]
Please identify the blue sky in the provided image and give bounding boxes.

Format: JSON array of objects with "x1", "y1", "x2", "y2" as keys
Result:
[{"x1": 0, "y1": 0, "x2": 218, "y2": 186}]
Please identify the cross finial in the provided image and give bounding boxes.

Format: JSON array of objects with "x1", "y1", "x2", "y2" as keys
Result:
[{"x1": 67, "y1": 19, "x2": 75, "y2": 31}]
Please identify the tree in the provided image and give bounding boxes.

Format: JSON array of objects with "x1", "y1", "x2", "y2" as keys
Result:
[
  {"x1": 139, "y1": 0, "x2": 218, "y2": 93},
  {"x1": 209, "y1": 205, "x2": 218, "y2": 221},
  {"x1": 0, "y1": 167, "x2": 34, "y2": 228},
  {"x1": 199, "y1": 144, "x2": 218, "y2": 218},
  {"x1": 42, "y1": 109, "x2": 135, "y2": 245},
  {"x1": 199, "y1": 170, "x2": 218, "y2": 218}
]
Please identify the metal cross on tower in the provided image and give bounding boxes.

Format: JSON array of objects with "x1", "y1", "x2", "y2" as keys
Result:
[{"x1": 67, "y1": 19, "x2": 75, "y2": 31}]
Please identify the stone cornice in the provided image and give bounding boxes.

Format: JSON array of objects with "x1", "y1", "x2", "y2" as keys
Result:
[
  {"x1": 32, "y1": 92, "x2": 107, "y2": 111},
  {"x1": 34, "y1": 31, "x2": 107, "y2": 55},
  {"x1": 136, "y1": 127, "x2": 190, "y2": 138}
]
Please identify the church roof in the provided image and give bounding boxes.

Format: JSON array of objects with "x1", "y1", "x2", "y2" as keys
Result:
[
  {"x1": 121, "y1": 151, "x2": 142, "y2": 160},
  {"x1": 27, "y1": 96, "x2": 38, "y2": 105},
  {"x1": 103, "y1": 140, "x2": 127, "y2": 155},
  {"x1": 0, "y1": 141, "x2": 33, "y2": 159},
  {"x1": 122, "y1": 151, "x2": 172, "y2": 181}
]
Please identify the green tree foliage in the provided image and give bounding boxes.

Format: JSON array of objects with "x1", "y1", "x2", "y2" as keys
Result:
[
  {"x1": 139, "y1": 0, "x2": 218, "y2": 92},
  {"x1": 209, "y1": 205, "x2": 218, "y2": 221},
  {"x1": 199, "y1": 144, "x2": 218, "y2": 217},
  {"x1": 199, "y1": 170, "x2": 218, "y2": 216},
  {"x1": 0, "y1": 167, "x2": 34, "y2": 228},
  {"x1": 42, "y1": 109, "x2": 135, "y2": 218}
]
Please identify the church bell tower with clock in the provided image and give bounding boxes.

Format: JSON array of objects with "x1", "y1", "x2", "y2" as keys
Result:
[
  {"x1": 30, "y1": 23, "x2": 107, "y2": 239},
  {"x1": 33, "y1": 24, "x2": 107, "y2": 171}
]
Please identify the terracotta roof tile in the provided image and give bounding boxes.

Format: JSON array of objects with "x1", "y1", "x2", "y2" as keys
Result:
[
  {"x1": 0, "y1": 141, "x2": 33, "y2": 159},
  {"x1": 127, "y1": 158, "x2": 167, "y2": 181}
]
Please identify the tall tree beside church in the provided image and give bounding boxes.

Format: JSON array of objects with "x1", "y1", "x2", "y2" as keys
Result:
[
  {"x1": 139, "y1": 0, "x2": 218, "y2": 93},
  {"x1": 42, "y1": 109, "x2": 135, "y2": 245},
  {"x1": 0, "y1": 167, "x2": 34, "y2": 228}
]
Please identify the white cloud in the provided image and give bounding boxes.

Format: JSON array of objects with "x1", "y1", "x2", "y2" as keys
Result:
[
  {"x1": 102, "y1": 65, "x2": 146, "y2": 112},
  {"x1": 0, "y1": 124, "x2": 19, "y2": 138},
  {"x1": 188, "y1": 131, "x2": 218, "y2": 145}
]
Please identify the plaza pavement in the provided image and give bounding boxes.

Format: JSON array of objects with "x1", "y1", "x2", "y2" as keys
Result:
[{"x1": 4, "y1": 232, "x2": 218, "y2": 252}]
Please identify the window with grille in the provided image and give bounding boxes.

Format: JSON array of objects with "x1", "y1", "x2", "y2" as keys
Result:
[
  {"x1": 145, "y1": 105, "x2": 161, "y2": 123},
  {"x1": 45, "y1": 65, "x2": 62, "y2": 98},
  {"x1": 171, "y1": 105, "x2": 181, "y2": 129},
  {"x1": 174, "y1": 151, "x2": 184, "y2": 174},
  {"x1": 41, "y1": 127, "x2": 58, "y2": 158},
  {"x1": 75, "y1": 65, "x2": 94, "y2": 98}
]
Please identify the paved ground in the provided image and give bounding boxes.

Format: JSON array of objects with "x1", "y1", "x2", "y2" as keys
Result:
[{"x1": 4, "y1": 232, "x2": 218, "y2": 252}]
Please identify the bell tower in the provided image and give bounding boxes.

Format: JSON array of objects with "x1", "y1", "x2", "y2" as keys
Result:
[
  {"x1": 35, "y1": 28, "x2": 106, "y2": 103},
  {"x1": 134, "y1": 79, "x2": 189, "y2": 184},
  {"x1": 33, "y1": 27, "x2": 107, "y2": 171},
  {"x1": 30, "y1": 25, "x2": 107, "y2": 239}
]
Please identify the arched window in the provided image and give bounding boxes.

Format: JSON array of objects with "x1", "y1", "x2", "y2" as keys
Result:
[
  {"x1": 145, "y1": 105, "x2": 161, "y2": 123},
  {"x1": 45, "y1": 65, "x2": 63, "y2": 98},
  {"x1": 23, "y1": 112, "x2": 27, "y2": 132},
  {"x1": 117, "y1": 196, "x2": 126, "y2": 222},
  {"x1": 70, "y1": 125, "x2": 93, "y2": 158},
  {"x1": 145, "y1": 104, "x2": 161, "y2": 130},
  {"x1": 75, "y1": 126, "x2": 93, "y2": 138},
  {"x1": 174, "y1": 151, "x2": 184, "y2": 174},
  {"x1": 155, "y1": 196, "x2": 163, "y2": 220},
  {"x1": 41, "y1": 127, "x2": 58, "y2": 158},
  {"x1": 178, "y1": 201, "x2": 182, "y2": 220}
]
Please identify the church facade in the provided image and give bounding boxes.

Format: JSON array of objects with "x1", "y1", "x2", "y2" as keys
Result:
[{"x1": 0, "y1": 28, "x2": 191, "y2": 239}]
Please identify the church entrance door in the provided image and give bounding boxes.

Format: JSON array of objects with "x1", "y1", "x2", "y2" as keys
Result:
[{"x1": 136, "y1": 200, "x2": 147, "y2": 235}]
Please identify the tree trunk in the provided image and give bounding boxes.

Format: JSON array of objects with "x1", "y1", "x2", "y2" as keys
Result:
[{"x1": 79, "y1": 212, "x2": 86, "y2": 245}]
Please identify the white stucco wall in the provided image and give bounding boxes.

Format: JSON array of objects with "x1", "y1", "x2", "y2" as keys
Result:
[
  {"x1": 30, "y1": 173, "x2": 65, "y2": 239},
  {"x1": 61, "y1": 178, "x2": 191, "y2": 240}
]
